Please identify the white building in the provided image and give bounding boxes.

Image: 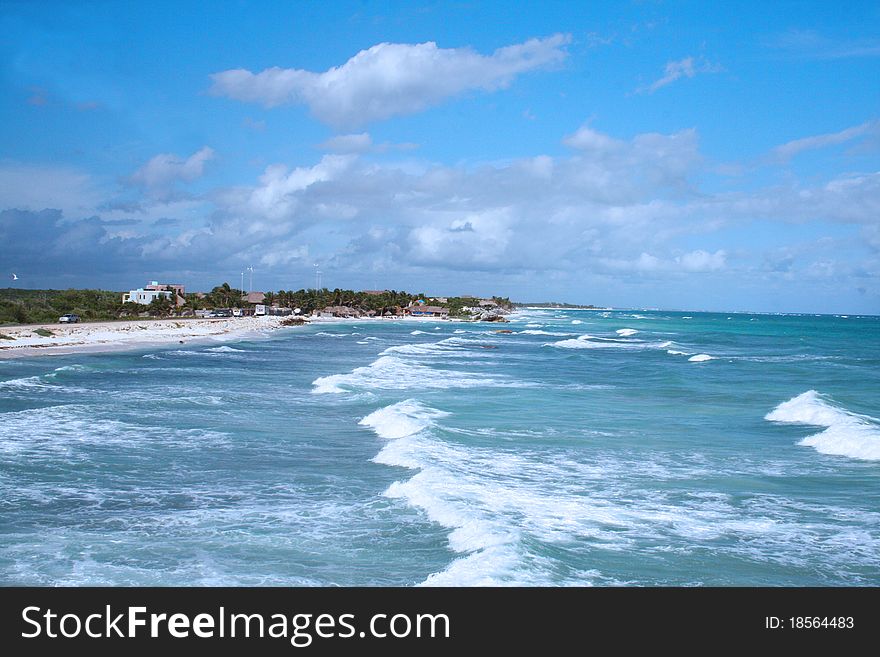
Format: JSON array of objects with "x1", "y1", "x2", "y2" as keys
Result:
[{"x1": 122, "y1": 281, "x2": 175, "y2": 305}]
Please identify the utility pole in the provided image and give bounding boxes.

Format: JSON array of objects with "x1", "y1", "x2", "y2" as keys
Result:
[
  {"x1": 240, "y1": 271, "x2": 244, "y2": 296},
  {"x1": 247, "y1": 266, "x2": 254, "y2": 293}
]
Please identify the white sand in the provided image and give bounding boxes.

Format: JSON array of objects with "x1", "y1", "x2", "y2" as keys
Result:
[
  {"x1": 0, "y1": 316, "x2": 291, "y2": 359},
  {"x1": 0, "y1": 312, "x2": 498, "y2": 359}
]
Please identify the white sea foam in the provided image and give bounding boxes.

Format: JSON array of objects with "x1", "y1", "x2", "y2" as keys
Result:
[
  {"x1": 524, "y1": 323, "x2": 543, "y2": 328},
  {"x1": 0, "y1": 376, "x2": 50, "y2": 390},
  {"x1": 571, "y1": 320, "x2": 583, "y2": 325},
  {"x1": 312, "y1": 355, "x2": 525, "y2": 394},
  {"x1": 546, "y1": 335, "x2": 670, "y2": 351},
  {"x1": 0, "y1": 374, "x2": 84, "y2": 393},
  {"x1": 616, "y1": 328, "x2": 639, "y2": 336},
  {"x1": 52, "y1": 364, "x2": 89, "y2": 373},
  {"x1": 359, "y1": 399, "x2": 450, "y2": 440},
  {"x1": 0, "y1": 404, "x2": 229, "y2": 456},
  {"x1": 688, "y1": 354, "x2": 714, "y2": 362},
  {"x1": 380, "y1": 336, "x2": 500, "y2": 359},
  {"x1": 410, "y1": 330, "x2": 428, "y2": 335},
  {"x1": 453, "y1": 329, "x2": 467, "y2": 334},
  {"x1": 667, "y1": 350, "x2": 690, "y2": 356},
  {"x1": 765, "y1": 390, "x2": 880, "y2": 461},
  {"x1": 519, "y1": 330, "x2": 571, "y2": 336},
  {"x1": 206, "y1": 345, "x2": 245, "y2": 353}
]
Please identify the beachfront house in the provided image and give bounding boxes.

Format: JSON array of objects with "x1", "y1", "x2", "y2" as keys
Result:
[
  {"x1": 122, "y1": 281, "x2": 186, "y2": 306},
  {"x1": 409, "y1": 305, "x2": 449, "y2": 318}
]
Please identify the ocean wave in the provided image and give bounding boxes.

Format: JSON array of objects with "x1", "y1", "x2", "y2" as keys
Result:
[
  {"x1": 364, "y1": 401, "x2": 535, "y2": 585},
  {"x1": 518, "y1": 330, "x2": 572, "y2": 336},
  {"x1": 688, "y1": 354, "x2": 714, "y2": 362},
  {"x1": 571, "y1": 320, "x2": 583, "y2": 325},
  {"x1": 51, "y1": 364, "x2": 90, "y2": 374},
  {"x1": 365, "y1": 404, "x2": 844, "y2": 585},
  {"x1": 312, "y1": 355, "x2": 528, "y2": 394},
  {"x1": 359, "y1": 399, "x2": 450, "y2": 441},
  {"x1": 765, "y1": 390, "x2": 880, "y2": 461},
  {"x1": 379, "y1": 337, "x2": 500, "y2": 359},
  {"x1": 545, "y1": 335, "x2": 670, "y2": 351},
  {"x1": 0, "y1": 374, "x2": 85, "y2": 393},
  {"x1": 206, "y1": 345, "x2": 246, "y2": 353},
  {"x1": 0, "y1": 375, "x2": 50, "y2": 390},
  {"x1": 615, "y1": 328, "x2": 639, "y2": 336},
  {"x1": 410, "y1": 330, "x2": 428, "y2": 335},
  {"x1": 0, "y1": 404, "x2": 230, "y2": 457}
]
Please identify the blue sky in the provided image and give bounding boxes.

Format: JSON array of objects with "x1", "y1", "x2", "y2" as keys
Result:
[{"x1": 1, "y1": 0, "x2": 878, "y2": 313}]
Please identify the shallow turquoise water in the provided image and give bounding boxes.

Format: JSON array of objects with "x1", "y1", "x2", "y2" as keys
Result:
[{"x1": 1, "y1": 309, "x2": 878, "y2": 585}]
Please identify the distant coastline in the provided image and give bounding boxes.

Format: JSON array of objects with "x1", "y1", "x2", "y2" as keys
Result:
[{"x1": 524, "y1": 306, "x2": 612, "y2": 311}]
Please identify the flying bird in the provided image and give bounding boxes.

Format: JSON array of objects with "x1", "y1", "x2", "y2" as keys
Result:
[{"x1": 11, "y1": 273, "x2": 18, "y2": 281}]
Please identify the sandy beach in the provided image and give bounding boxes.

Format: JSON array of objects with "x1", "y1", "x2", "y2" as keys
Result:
[
  {"x1": 0, "y1": 316, "x2": 293, "y2": 359},
  {"x1": 0, "y1": 314, "x2": 474, "y2": 359}
]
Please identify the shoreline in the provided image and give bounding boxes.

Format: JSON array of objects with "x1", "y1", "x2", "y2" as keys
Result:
[
  {"x1": 0, "y1": 314, "x2": 492, "y2": 360},
  {"x1": 0, "y1": 316, "x2": 293, "y2": 360}
]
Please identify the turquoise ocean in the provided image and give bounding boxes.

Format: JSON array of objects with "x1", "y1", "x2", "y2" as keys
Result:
[{"x1": 1, "y1": 309, "x2": 878, "y2": 586}]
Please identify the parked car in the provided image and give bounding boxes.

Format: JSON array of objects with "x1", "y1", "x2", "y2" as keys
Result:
[{"x1": 58, "y1": 314, "x2": 80, "y2": 323}]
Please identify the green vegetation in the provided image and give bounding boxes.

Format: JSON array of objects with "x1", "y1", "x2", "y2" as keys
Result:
[
  {"x1": 265, "y1": 288, "x2": 422, "y2": 316},
  {"x1": 1, "y1": 288, "x2": 127, "y2": 325},
  {"x1": 1, "y1": 284, "x2": 514, "y2": 324},
  {"x1": 33, "y1": 328, "x2": 54, "y2": 337}
]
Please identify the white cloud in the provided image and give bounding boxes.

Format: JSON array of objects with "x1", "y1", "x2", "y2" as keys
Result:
[
  {"x1": 130, "y1": 146, "x2": 215, "y2": 194},
  {"x1": 6, "y1": 122, "x2": 877, "y2": 311},
  {"x1": 770, "y1": 120, "x2": 879, "y2": 162},
  {"x1": 409, "y1": 209, "x2": 513, "y2": 267},
  {"x1": 677, "y1": 249, "x2": 727, "y2": 272},
  {"x1": 602, "y1": 250, "x2": 727, "y2": 274},
  {"x1": 562, "y1": 125, "x2": 620, "y2": 152},
  {"x1": 319, "y1": 133, "x2": 373, "y2": 154},
  {"x1": 639, "y1": 56, "x2": 723, "y2": 94},
  {"x1": 209, "y1": 34, "x2": 570, "y2": 127},
  {"x1": 229, "y1": 154, "x2": 357, "y2": 222}
]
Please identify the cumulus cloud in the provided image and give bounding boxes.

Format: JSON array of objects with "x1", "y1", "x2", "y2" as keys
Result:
[
  {"x1": 409, "y1": 209, "x2": 513, "y2": 267},
  {"x1": 770, "y1": 120, "x2": 880, "y2": 162},
  {"x1": 225, "y1": 154, "x2": 357, "y2": 222},
  {"x1": 4, "y1": 122, "x2": 877, "y2": 308},
  {"x1": 209, "y1": 34, "x2": 570, "y2": 127},
  {"x1": 638, "y1": 56, "x2": 723, "y2": 94},
  {"x1": 677, "y1": 249, "x2": 727, "y2": 272},
  {"x1": 129, "y1": 146, "x2": 215, "y2": 196}
]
